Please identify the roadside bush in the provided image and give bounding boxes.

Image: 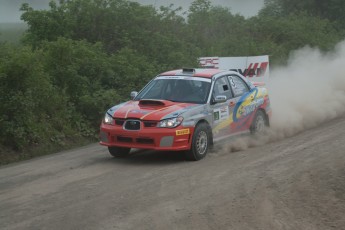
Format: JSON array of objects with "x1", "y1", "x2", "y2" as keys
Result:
[{"x1": 0, "y1": 44, "x2": 74, "y2": 150}]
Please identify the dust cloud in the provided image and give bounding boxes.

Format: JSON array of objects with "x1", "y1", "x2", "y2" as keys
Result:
[{"x1": 221, "y1": 40, "x2": 345, "y2": 152}]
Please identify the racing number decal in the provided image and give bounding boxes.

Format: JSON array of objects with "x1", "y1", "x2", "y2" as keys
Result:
[
  {"x1": 229, "y1": 77, "x2": 236, "y2": 88},
  {"x1": 214, "y1": 106, "x2": 229, "y2": 123},
  {"x1": 214, "y1": 111, "x2": 220, "y2": 121}
]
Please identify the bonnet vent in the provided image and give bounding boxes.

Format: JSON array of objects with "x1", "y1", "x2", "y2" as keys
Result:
[{"x1": 139, "y1": 99, "x2": 165, "y2": 106}]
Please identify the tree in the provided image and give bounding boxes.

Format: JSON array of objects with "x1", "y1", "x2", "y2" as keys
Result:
[
  {"x1": 261, "y1": 0, "x2": 345, "y2": 31},
  {"x1": 20, "y1": 1, "x2": 69, "y2": 48},
  {"x1": 188, "y1": 0, "x2": 254, "y2": 56}
]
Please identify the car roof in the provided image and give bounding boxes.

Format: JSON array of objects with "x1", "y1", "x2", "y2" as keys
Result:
[{"x1": 159, "y1": 68, "x2": 227, "y2": 79}]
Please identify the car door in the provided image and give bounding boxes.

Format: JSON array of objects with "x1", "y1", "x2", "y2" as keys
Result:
[
  {"x1": 210, "y1": 76, "x2": 237, "y2": 138},
  {"x1": 227, "y1": 74, "x2": 253, "y2": 132}
]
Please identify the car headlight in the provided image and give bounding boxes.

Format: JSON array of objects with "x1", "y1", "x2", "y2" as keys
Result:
[
  {"x1": 103, "y1": 113, "x2": 114, "y2": 125},
  {"x1": 157, "y1": 116, "x2": 184, "y2": 128}
]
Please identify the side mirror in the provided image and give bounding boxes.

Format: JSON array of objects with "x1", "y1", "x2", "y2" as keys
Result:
[
  {"x1": 213, "y1": 95, "x2": 227, "y2": 104},
  {"x1": 130, "y1": 91, "x2": 138, "y2": 100}
]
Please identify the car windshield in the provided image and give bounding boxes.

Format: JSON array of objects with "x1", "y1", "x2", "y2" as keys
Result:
[{"x1": 135, "y1": 76, "x2": 212, "y2": 104}]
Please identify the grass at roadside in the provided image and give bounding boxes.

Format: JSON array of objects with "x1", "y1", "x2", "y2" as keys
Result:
[{"x1": 0, "y1": 137, "x2": 96, "y2": 165}]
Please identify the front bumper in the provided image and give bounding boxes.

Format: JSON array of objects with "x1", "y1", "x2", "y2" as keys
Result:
[{"x1": 100, "y1": 123, "x2": 194, "y2": 151}]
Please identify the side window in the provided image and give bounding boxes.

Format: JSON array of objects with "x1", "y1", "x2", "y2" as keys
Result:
[
  {"x1": 228, "y1": 75, "x2": 249, "y2": 97},
  {"x1": 213, "y1": 77, "x2": 232, "y2": 99}
]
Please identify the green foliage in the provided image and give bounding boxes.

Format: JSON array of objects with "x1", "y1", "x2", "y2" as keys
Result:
[
  {"x1": 258, "y1": 0, "x2": 343, "y2": 64},
  {"x1": 263, "y1": 0, "x2": 345, "y2": 20},
  {"x1": 262, "y1": 0, "x2": 345, "y2": 31},
  {"x1": 20, "y1": 2, "x2": 70, "y2": 48},
  {"x1": 188, "y1": 4, "x2": 255, "y2": 56},
  {"x1": 0, "y1": 44, "x2": 73, "y2": 150},
  {"x1": 42, "y1": 38, "x2": 110, "y2": 102},
  {"x1": 250, "y1": 13, "x2": 341, "y2": 65},
  {"x1": 1, "y1": 0, "x2": 345, "y2": 163}
]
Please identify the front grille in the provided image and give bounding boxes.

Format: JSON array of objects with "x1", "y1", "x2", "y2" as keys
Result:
[
  {"x1": 124, "y1": 120, "x2": 141, "y2": 130},
  {"x1": 115, "y1": 118, "x2": 125, "y2": 126},
  {"x1": 143, "y1": 121, "x2": 158, "y2": 127}
]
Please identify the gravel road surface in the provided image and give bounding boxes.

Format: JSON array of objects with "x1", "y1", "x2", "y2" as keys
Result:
[{"x1": 1, "y1": 116, "x2": 345, "y2": 230}]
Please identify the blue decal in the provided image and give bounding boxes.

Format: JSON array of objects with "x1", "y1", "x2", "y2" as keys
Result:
[{"x1": 233, "y1": 88, "x2": 259, "y2": 122}]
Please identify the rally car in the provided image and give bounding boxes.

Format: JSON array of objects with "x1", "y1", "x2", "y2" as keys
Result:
[{"x1": 100, "y1": 68, "x2": 271, "y2": 161}]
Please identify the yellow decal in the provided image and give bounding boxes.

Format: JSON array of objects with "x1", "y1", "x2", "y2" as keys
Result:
[
  {"x1": 213, "y1": 115, "x2": 234, "y2": 134},
  {"x1": 176, "y1": 129, "x2": 190, "y2": 136}
]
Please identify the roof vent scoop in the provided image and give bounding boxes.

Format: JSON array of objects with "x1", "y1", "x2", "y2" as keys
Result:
[{"x1": 182, "y1": 68, "x2": 195, "y2": 74}]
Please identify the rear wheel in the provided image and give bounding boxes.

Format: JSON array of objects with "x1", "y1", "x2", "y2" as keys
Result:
[
  {"x1": 250, "y1": 110, "x2": 268, "y2": 134},
  {"x1": 185, "y1": 123, "x2": 210, "y2": 161},
  {"x1": 108, "y1": 146, "x2": 131, "y2": 157}
]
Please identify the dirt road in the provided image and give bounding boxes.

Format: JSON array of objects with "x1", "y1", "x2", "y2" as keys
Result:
[{"x1": 1, "y1": 115, "x2": 345, "y2": 230}]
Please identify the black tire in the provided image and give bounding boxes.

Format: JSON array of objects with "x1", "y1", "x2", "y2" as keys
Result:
[
  {"x1": 250, "y1": 110, "x2": 268, "y2": 134},
  {"x1": 108, "y1": 146, "x2": 131, "y2": 157},
  {"x1": 185, "y1": 123, "x2": 210, "y2": 161}
]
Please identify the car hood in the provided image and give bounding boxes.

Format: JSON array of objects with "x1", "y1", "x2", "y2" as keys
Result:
[{"x1": 107, "y1": 99, "x2": 198, "y2": 121}]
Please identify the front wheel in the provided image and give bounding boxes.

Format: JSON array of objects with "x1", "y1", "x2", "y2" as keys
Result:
[
  {"x1": 185, "y1": 123, "x2": 210, "y2": 161},
  {"x1": 108, "y1": 146, "x2": 131, "y2": 158}
]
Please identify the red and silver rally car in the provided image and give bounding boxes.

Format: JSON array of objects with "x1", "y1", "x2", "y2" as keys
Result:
[{"x1": 100, "y1": 68, "x2": 271, "y2": 160}]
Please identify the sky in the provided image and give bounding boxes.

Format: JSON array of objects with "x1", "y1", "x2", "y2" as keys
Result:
[
  {"x1": 137, "y1": 0, "x2": 265, "y2": 17},
  {"x1": 0, "y1": 0, "x2": 265, "y2": 23}
]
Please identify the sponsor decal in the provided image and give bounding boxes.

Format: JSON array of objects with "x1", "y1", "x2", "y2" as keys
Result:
[
  {"x1": 220, "y1": 106, "x2": 229, "y2": 118},
  {"x1": 198, "y1": 55, "x2": 269, "y2": 82},
  {"x1": 220, "y1": 106, "x2": 228, "y2": 113},
  {"x1": 230, "y1": 62, "x2": 269, "y2": 78},
  {"x1": 176, "y1": 129, "x2": 190, "y2": 136},
  {"x1": 213, "y1": 88, "x2": 268, "y2": 134},
  {"x1": 233, "y1": 88, "x2": 258, "y2": 122},
  {"x1": 213, "y1": 106, "x2": 231, "y2": 133},
  {"x1": 214, "y1": 107, "x2": 229, "y2": 122},
  {"x1": 242, "y1": 98, "x2": 264, "y2": 116},
  {"x1": 199, "y1": 57, "x2": 219, "y2": 68},
  {"x1": 213, "y1": 114, "x2": 233, "y2": 134}
]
